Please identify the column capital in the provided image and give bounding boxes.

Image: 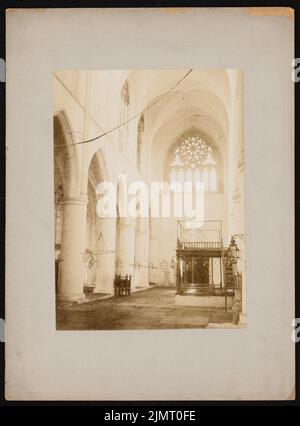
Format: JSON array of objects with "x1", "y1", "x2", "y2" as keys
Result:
[
  {"x1": 119, "y1": 217, "x2": 136, "y2": 229},
  {"x1": 95, "y1": 216, "x2": 116, "y2": 224},
  {"x1": 136, "y1": 230, "x2": 148, "y2": 237},
  {"x1": 63, "y1": 195, "x2": 88, "y2": 206}
]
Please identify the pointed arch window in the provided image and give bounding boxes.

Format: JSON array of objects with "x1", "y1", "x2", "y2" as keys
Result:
[
  {"x1": 169, "y1": 135, "x2": 220, "y2": 192},
  {"x1": 119, "y1": 80, "x2": 130, "y2": 152}
]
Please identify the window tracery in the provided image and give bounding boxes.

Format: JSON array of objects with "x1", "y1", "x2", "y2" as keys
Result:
[{"x1": 169, "y1": 135, "x2": 218, "y2": 192}]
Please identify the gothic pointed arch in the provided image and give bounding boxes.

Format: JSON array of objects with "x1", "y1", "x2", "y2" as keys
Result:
[{"x1": 54, "y1": 110, "x2": 80, "y2": 198}]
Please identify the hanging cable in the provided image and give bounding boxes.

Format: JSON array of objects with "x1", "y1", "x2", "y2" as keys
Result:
[{"x1": 54, "y1": 69, "x2": 193, "y2": 147}]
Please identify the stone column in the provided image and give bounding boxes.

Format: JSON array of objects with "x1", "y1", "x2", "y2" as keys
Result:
[
  {"x1": 238, "y1": 155, "x2": 246, "y2": 319},
  {"x1": 94, "y1": 217, "x2": 116, "y2": 295},
  {"x1": 117, "y1": 217, "x2": 136, "y2": 289},
  {"x1": 58, "y1": 196, "x2": 88, "y2": 301},
  {"x1": 235, "y1": 151, "x2": 246, "y2": 324},
  {"x1": 134, "y1": 218, "x2": 149, "y2": 288},
  {"x1": 149, "y1": 217, "x2": 159, "y2": 284},
  {"x1": 149, "y1": 237, "x2": 159, "y2": 284}
]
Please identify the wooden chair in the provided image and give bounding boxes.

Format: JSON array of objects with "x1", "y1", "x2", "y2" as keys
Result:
[{"x1": 114, "y1": 274, "x2": 131, "y2": 296}]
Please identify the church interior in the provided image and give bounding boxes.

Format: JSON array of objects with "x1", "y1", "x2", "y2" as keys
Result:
[{"x1": 54, "y1": 69, "x2": 246, "y2": 329}]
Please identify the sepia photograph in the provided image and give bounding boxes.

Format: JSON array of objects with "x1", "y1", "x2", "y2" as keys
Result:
[
  {"x1": 5, "y1": 6, "x2": 294, "y2": 401},
  {"x1": 54, "y1": 69, "x2": 246, "y2": 330}
]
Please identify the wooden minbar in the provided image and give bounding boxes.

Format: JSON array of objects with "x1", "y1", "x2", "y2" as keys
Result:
[{"x1": 175, "y1": 221, "x2": 240, "y2": 308}]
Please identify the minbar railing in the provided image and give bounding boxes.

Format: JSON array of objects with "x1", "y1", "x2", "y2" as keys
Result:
[{"x1": 178, "y1": 241, "x2": 222, "y2": 250}]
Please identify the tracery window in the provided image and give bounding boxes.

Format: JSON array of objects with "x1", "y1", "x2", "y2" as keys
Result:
[{"x1": 169, "y1": 135, "x2": 219, "y2": 192}]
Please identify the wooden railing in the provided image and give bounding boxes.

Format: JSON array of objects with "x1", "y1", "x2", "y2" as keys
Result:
[{"x1": 178, "y1": 241, "x2": 222, "y2": 250}]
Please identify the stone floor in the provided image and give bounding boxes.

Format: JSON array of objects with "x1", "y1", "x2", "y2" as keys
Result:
[{"x1": 56, "y1": 286, "x2": 236, "y2": 330}]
